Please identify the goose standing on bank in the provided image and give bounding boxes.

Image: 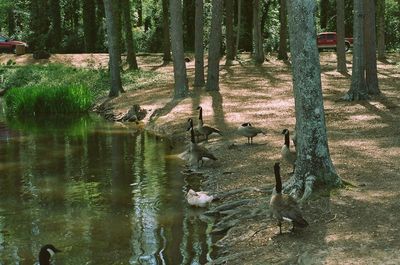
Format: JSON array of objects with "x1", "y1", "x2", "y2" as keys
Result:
[
  {"x1": 270, "y1": 162, "x2": 308, "y2": 234},
  {"x1": 186, "y1": 189, "x2": 214, "y2": 207},
  {"x1": 237, "y1": 122, "x2": 266, "y2": 144},
  {"x1": 187, "y1": 118, "x2": 217, "y2": 167},
  {"x1": 39, "y1": 244, "x2": 61, "y2": 265},
  {"x1": 196, "y1": 106, "x2": 222, "y2": 141},
  {"x1": 281, "y1": 129, "x2": 296, "y2": 172}
]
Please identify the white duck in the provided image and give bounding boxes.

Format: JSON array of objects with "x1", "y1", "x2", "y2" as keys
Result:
[{"x1": 186, "y1": 189, "x2": 214, "y2": 207}]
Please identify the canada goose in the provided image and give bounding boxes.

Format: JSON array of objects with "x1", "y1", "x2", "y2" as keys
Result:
[
  {"x1": 186, "y1": 189, "x2": 214, "y2": 207},
  {"x1": 196, "y1": 106, "x2": 222, "y2": 140},
  {"x1": 39, "y1": 244, "x2": 61, "y2": 265},
  {"x1": 281, "y1": 129, "x2": 296, "y2": 171},
  {"x1": 187, "y1": 118, "x2": 217, "y2": 167},
  {"x1": 270, "y1": 162, "x2": 308, "y2": 234},
  {"x1": 237, "y1": 122, "x2": 266, "y2": 144}
]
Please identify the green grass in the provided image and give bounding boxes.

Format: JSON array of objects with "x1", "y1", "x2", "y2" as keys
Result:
[{"x1": 4, "y1": 84, "x2": 94, "y2": 117}]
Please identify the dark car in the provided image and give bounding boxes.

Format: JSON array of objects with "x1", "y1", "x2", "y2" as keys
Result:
[
  {"x1": 317, "y1": 32, "x2": 353, "y2": 52},
  {"x1": 0, "y1": 35, "x2": 28, "y2": 53}
]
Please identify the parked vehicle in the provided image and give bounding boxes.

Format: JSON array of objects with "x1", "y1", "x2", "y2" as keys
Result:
[
  {"x1": 0, "y1": 35, "x2": 28, "y2": 53},
  {"x1": 317, "y1": 32, "x2": 353, "y2": 52}
]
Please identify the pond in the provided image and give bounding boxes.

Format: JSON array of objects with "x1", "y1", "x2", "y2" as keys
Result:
[{"x1": 0, "y1": 107, "x2": 213, "y2": 264}]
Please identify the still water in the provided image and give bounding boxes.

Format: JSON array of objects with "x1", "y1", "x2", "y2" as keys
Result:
[{"x1": 0, "y1": 112, "x2": 212, "y2": 264}]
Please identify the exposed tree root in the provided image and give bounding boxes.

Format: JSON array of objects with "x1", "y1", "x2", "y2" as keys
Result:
[
  {"x1": 283, "y1": 172, "x2": 316, "y2": 204},
  {"x1": 206, "y1": 250, "x2": 258, "y2": 265}
]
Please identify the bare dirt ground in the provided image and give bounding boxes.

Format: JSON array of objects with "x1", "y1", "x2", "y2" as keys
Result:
[{"x1": 2, "y1": 52, "x2": 400, "y2": 264}]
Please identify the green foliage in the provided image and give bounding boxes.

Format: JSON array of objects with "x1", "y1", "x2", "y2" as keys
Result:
[
  {"x1": 386, "y1": 0, "x2": 400, "y2": 51},
  {"x1": 4, "y1": 84, "x2": 94, "y2": 117}
]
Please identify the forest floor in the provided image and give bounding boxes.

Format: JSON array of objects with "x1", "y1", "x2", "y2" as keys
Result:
[{"x1": 1, "y1": 52, "x2": 400, "y2": 264}]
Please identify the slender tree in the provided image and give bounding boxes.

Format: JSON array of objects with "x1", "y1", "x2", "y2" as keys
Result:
[
  {"x1": 136, "y1": 0, "x2": 143, "y2": 26},
  {"x1": 320, "y1": 0, "x2": 329, "y2": 30},
  {"x1": 122, "y1": 0, "x2": 139, "y2": 70},
  {"x1": 376, "y1": 0, "x2": 385, "y2": 60},
  {"x1": 206, "y1": 0, "x2": 223, "y2": 91},
  {"x1": 29, "y1": 0, "x2": 50, "y2": 50},
  {"x1": 336, "y1": 0, "x2": 347, "y2": 73},
  {"x1": 104, "y1": 0, "x2": 123, "y2": 97},
  {"x1": 235, "y1": 0, "x2": 242, "y2": 58},
  {"x1": 194, "y1": 0, "x2": 205, "y2": 86},
  {"x1": 364, "y1": 0, "x2": 380, "y2": 95},
  {"x1": 225, "y1": 0, "x2": 235, "y2": 64},
  {"x1": 82, "y1": 0, "x2": 97, "y2": 52},
  {"x1": 285, "y1": 0, "x2": 341, "y2": 201},
  {"x1": 344, "y1": 0, "x2": 368, "y2": 101},
  {"x1": 162, "y1": 0, "x2": 172, "y2": 63},
  {"x1": 183, "y1": 0, "x2": 195, "y2": 51},
  {"x1": 252, "y1": 0, "x2": 264, "y2": 64},
  {"x1": 277, "y1": 0, "x2": 288, "y2": 60},
  {"x1": 7, "y1": 6, "x2": 15, "y2": 37},
  {"x1": 169, "y1": 0, "x2": 189, "y2": 98}
]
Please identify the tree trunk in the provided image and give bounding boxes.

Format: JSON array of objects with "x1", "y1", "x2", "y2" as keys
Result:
[
  {"x1": 162, "y1": 0, "x2": 172, "y2": 63},
  {"x1": 194, "y1": 0, "x2": 205, "y2": 87},
  {"x1": 277, "y1": 0, "x2": 288, "y2": 60},
  {"x1": 235, "y1": 0, "x2": 242, "y2": 57},
  {"x1": 344, "y1": 0, "x2": 368, "y2": 101},
  {"x1": 169, "y1": 0, "x2": 189, "y2": 98},
  {"x1": 376, "y1": 0, "x2": 385, "y2": 60},
  {"x1": 252, "y1": 0, "x2": 264, "y2": 64},
  {"x1": 122, "y1": 0, "x2": 139, "y2": 70},
  {"x1": 83, "y1": 0, "x2": 97, "y2": 52},
  {"x1": 364, "y1": 0, "x2": 380, "y2": 95},
  {"x1": 183, "y1": 0, "x2": 196, "y2": 51},
  {"x1": 7, "y1": 7, "x2": 16, "y2": 37},
  {"x1": 225, "y1": 0, "x2": 235, "y2": 64},
  {"x1": 104, "y1": 0, "x2": 123, "y2": 97},
  {"x1": 320, "y1": 0, "x2": 329, "y2": 30},
  {"x1": 206, "y1": 0, "x2": 223, "y2": 91},
  {"x1": 137, "y1": 0, "x2": 143, "y2": 27},
  {"x1": 336, "y1": 0, "x2": 347, "y2": 74},
  {"x1": 96, "y1": 0, "x2": 106, "y2": 51},
  {"x1": 261, "y1": 0, "x2": 272, "y2": 39},
  {"x1": 29, "y1": 0, "x2": 50, "y2": 51},
  {"x1": 285, "y1": 0, "x2": 341, "y2": 201}
]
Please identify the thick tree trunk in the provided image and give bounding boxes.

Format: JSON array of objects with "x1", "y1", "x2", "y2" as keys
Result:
[
  {"x1": 285, "y1": 0, "x2": 341, "y2": 201},
  {"x1": 376, "y1": 0, "x2": 385, "y2": 60},
  {"x1": 7, "y1": 7, "x2": 16, "y2": 37},
  {"x1": 277, "y1": 0, "x2": 288, "y2": 60},
  {"x1": 320, "y1": 0, "x2": 329, "y2": 30},
  {"x1": 336, "y1": 0, "x2": 347, "y2": 74},
  {"x1": 104, "y1": 0, "x2": 123, "y2": 97},
  {"x1": 95, "y1": 0, "x2": 106, "y2": 51},
  {"x1": 235, "y1": 0, "x2": 242, "y2": 58},
  {"x1": 183, "y1": 0, "x2": 195, "y2": 51},
  {"x1": 252, "y1": 0, "x2": 264, "y2": 64},
  {"x1": 206, "y1": 0, "x2": 223, "y2": 91},
  {"x1": 364, "y1": 0, "x2": 380, "y2": 95},
  {"x1": 83, "y1": 0, "x2": 97, "y2": 52},
  {"x1": 225, "y1": 0, "x2": 235, "y2": 64},
  {"x1": 122, "y1": 0, "x2": 139, "y2": 70},
  {"x1": 261, "y1": 0, "x2": 272, "y2": 40},
  {"x1": 343, "y1": 0, "x2": 368, "y2": 101},
  {"x1": 162, "y1": 0, "x2": 172, "y2": 63},
  {"x1": 169, "y1": 0, "x2": 189, "y2": 98},
  {"x1": 194, "y1": 0, "x2": 205, "y2": 87}
]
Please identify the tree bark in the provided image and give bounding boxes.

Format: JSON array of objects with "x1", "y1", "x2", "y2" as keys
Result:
[
  {"x1": 376, "y1": 0, "x2": 385, "y2": 60},
  {"x1": 320, "y1": 0, "x2": 329, "y2": 30},
  {"x1": 344, "y1": 0, "x2": 368, "y2": 101},
  {"x1": 162, "y1": 0, "x2": 172, "y2": 63},
  {"x1": 83, "y1": 0, "x2": 97, "y2": 52},
  {"x1": 277, "y1": 0, "x2": 288, "y2": 60},
  {"x1": 183, "y1": 0, "x2": 195, "y2": 51},
  {"x1": 225, "y1": 0, "x2": 235, "y2": 64},
  {"x1": 336, "y1": 0, "x2": 347, "y2": 74},
  {"x1": 285, "y1": 0, "x2": 341, "y2": 201},
  {"x1": 252, "y1": 0, "x2": 264, "y2": 64},
  {"x1": 137, "y1": 0, "x2": 143, "y2": 26},
  {"x1": 194, "y1": 0, "x2": 205, "y2": 87},
  {"x1": 122, "y1": 0, "x2": 139, "y2": 70},
  {"x1": 235, "y1": 0, "x2": 242, "y2": 58},
  {"x1": 206, "y1": 0, "x2": 223, "y2": 91},
  {"x1": 169, "y1": 0, "x2": 189, "y2": 98},
  {"x1": 104, "y1": 0, "x2": 123, "y2": 97},
  {"x1": 364, "y1": 0, "x2": 380, "y2": 95},
  {"x1": 7, "y1": 7, "x2": 16, "y2": 37}
]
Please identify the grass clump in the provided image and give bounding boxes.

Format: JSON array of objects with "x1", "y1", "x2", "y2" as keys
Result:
[{"x1": 4, "y1": 84, "x2": 94, "y2": 117}]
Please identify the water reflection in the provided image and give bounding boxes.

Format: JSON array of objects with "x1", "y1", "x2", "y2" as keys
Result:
[{"x1": 0, "y1": 115, "x2": 213, "y2": 264}]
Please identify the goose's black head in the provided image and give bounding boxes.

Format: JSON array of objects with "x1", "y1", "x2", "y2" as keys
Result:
[
  {"x1": 241, "y1": 122, "x2": 252, "y2": 127},
  {"x1": 196, "y1": 106, "x2": 202, "y2": 111},
  {"x1": 186, "y1": 118, "x2": 194, "y2": 131},
  {"x1": 281, "y1": 129, "x2": 289, "y2": 135},
  {"x1": 39, "y1": 244, "x2": 61, "y2": 265}
]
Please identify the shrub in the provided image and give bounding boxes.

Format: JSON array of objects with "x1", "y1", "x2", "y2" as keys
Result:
[{"x1": 4, "y1": 84, "x2": 94, "y2": 117}]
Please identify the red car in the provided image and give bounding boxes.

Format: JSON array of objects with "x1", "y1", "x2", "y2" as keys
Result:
[
  {"x1": 317, "y1": 32, "x2": 353, "y2": 52},
  {"x1": 0, "y1": 34, "x2": 28, "y2": 53}
]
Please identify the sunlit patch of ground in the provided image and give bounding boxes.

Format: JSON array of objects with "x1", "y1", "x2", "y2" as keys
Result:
[{"x1": 2, "y1": 51, "x2": 399, "y2": 264}]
